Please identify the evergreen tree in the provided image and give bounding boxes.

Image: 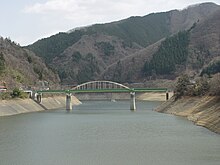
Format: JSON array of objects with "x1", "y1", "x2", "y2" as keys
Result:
[{"x1": 0, "y1": 52, "x2": 5, "y2": 74}]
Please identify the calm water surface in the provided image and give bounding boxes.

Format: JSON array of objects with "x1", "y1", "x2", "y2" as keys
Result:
[{"x1": 0, "y1": 101, "x2": 219, "y2": 165}]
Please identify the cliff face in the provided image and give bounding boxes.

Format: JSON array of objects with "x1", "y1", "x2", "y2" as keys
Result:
[{"x1": 156, "y1": 96, "x2": 220, "y2": 134}]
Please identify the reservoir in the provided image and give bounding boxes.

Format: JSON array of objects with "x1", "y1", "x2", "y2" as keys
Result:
[{"x1": 0, "y1": 101, "x2": 219, "y2": 165}]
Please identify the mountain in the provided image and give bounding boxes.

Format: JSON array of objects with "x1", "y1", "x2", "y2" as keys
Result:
[
  {"x1": 0, "y1": 37, "x2": 60, "y2": 89},
  {"x1": 188, "y1": 9, "x2": 220, "y2": 73},
  {"x1": 26, "y1": 2, "x2": 220, "y2": 84},
  {"x1": 103, "y1": 7, "x2": 220, "y2": 82}
]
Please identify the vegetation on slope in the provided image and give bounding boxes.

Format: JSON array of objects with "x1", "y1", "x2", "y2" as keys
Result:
[
  {"x1": 0, "y1": 37, "x2": 60, "y2": 89},
  {"x1": 86, "y1": 12, "x2": 171, "y2": 47},
  {"x1": 0, "y1": 88, "x2": 29, "y2": 100},
  {"x1": 95, "y1": 42, "x2": 115, "y2": 56},
  {"x1": 0, "y1": 52, "x2": 5, "y2": 75},
  {"x1": 201, "y1": 60, "x2": 220, "y2": 76},
  {"x1": 75, "y1": 53, "x2": 100, "y2": 83},
  {"x1": 174, "y1": 73, "x2": 220, "y2": 99},
  {"x1": 26, "y1": 12, "x2": 171, "y2": 64},
  {"x1": 25, "y1": 3, "x2": 220, "y2": 84},
  {"x1": 26, "y1": 31, "x2": 84, "y2": 63},
  {"x1": 57, "y1": 51, "x2": 100, "y2": 84},
  {"x1": 143, "y1": 31, "x2": 190, "y2": 76}
]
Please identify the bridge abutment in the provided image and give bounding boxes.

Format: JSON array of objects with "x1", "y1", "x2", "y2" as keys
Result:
[
  {"x1": 130, "y1": 92, "x2": 136, "y2": 111},
  {"x1": 66, "y1": 93, "x2": 72, "y2": 111}
]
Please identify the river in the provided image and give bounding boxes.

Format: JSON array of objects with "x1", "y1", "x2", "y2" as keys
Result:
[{"x1": 0, "y1": 101, "x2": 219, "y2": 165}]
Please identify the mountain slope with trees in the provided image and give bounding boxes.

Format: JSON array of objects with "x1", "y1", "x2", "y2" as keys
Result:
[
  {"x1": 102, "y1": 8, "x2": 220, "y2": 83},
  {"x1": 0, "y1": 37, "x2": 60, "y2": 89},
  {"x1": 26, "y1": 2, "x2": 220, "y2": 84}
]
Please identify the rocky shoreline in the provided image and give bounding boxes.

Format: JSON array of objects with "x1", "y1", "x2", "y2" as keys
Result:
[
  {"x1": 156, "y1": 96, "x2": 220, "y2": 134},
  {"x1": 0, "y1": 96, "x2": 81, "y2": 117}
]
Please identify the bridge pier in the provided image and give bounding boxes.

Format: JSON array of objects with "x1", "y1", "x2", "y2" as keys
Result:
[
  {"x1": 130, "y1": 92, "x2": 136, "y2": 111},
  {"x1": 166, "y1": 91, "x2": 169, "y2": 100},
  {"x1": 66, "y1": 93, "x2": 72, "y2": 111},
  {"x1": 36, "y1": 93, "x2": 42, "y2": 103}
]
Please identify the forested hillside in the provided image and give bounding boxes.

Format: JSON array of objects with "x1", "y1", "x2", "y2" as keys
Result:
[
  {"x1": 101, "y1": 9, "x2": 220, "y2": 82},
  {"x1": 26, "y1": 31, "x2": 84, "y2": 63},
  {"x1": 52, "y1": 34, "x2": 141, "y2": 84},
  {"x1": 143, "y1": 31, "x2": 190, "y2": 76},
  {"x1": 26, "y1": 11, "x2": 171, "y2": 64},
  {"x1": 25, "y1": 2, "x2": 220, "y2": 84},
  {"x1": 0, "y1": 37, "x2": 60, "y2": 89}
]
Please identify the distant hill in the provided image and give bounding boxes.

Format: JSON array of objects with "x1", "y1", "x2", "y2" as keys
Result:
[
  {"x1": 26, "y1": 2, "x2": 220, "y2": 84},
  {"x1": 102, "y1": 7, "x2": 220, "y2": 82},
  {"x1": 0, "y1": 37, "x2": 60, "y2": 89}
]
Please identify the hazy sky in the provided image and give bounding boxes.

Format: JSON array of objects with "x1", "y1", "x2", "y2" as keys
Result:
[{"x1": 1, "y1": 0, "x2": 219, "y2": 46}]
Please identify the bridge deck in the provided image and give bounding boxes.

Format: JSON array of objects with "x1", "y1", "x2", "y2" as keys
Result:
[{"x1": 36, "y1": 88, "x2": 168, "y2": 94}]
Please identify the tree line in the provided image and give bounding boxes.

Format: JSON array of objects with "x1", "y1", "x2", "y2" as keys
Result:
[{"x1": 174, "y1": 73, "x2": 220, "y2": 99}]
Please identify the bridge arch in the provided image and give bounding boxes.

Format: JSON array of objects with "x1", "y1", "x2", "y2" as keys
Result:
[{"x1": 72, "y1": 81, "x2": 130, "y2": 90}]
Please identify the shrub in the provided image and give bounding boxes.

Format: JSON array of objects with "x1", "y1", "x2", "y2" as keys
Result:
[
  {"x1": 0, "y1": 52, "x2": 5, "y2": 74},
  {"x1": 193, "y1": 77, "x2": 209, "y2": 96},
  {"x1": 72, "y1": 51, "x2": 82, "y2": 62},
  {"x1": 174, "y1": 74, "x2": 216, "y2": 99},
  {"x1": 27, "y1": 56, "x2": 33, "y2": 63},
  {"x1": 33, "y1": 66, "x2": 43, "y2": 80},
  {"x1": 174, "y1": 74, "x2": 190, "y2": 99},
  {"x1": 11, "y1": 88, "x2": 28, "y2": 99},
  {"x1": 0, "y1": 92, "x2": 12, "y2": 100},
  {"x1": 95, "y1": 42, "x2": 115, "y2": 56},
  {"x1": 201, "y1": 60, "x2": 220, "y2": 76}
]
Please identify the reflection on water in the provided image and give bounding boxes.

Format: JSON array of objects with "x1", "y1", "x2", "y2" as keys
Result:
[{"x1": 0, "y1": 101, "x2": 219, "y2": 165}]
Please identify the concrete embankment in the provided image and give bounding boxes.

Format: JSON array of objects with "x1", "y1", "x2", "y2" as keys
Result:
[
  {"x1": 137, "y1": 92, "x2": 173, "y2": 101},
  {"x1": 75, "y1": 92, "x2": 173, "y2": 101},
  {"x1": 156, "y1": 96, "x2": 220, "y2": 134},
  {"x1": 0, "y1": 96, "x2": 81, "y2": 117}
]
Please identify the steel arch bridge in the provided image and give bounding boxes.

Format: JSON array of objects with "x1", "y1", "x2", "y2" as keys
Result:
[
  {"x1": 34, "y1": 80, "x2": 168, "y2": 111},
  {"x1": 36, "y1": 80, "x2": 167, "y2": 94}
]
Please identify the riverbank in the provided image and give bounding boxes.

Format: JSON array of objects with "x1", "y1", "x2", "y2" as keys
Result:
[
  {"x1": 156, "y1": 96, "x2": 220, "y2": 134},
  {"x1": 0, "y1": 96, "x2": 81, "y2": 117}
]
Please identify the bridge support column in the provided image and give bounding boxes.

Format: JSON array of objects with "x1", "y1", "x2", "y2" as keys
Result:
[
  {"x1": 36, "y1": 93, "x2": 42, "y2": 103},
  {"x1": 166, "y1": 91, "x2": 169, "y2": 100},
  {"x1": 66, "y1": 93, "x2": 72, "y2": 111},
  {"x1": 130, "y1": 92, "x2": 136, "y2": 111}
]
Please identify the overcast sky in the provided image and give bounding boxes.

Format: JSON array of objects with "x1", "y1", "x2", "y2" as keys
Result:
[{"x1": 0, "y1": 0, "x2": 219, "y2": 46}]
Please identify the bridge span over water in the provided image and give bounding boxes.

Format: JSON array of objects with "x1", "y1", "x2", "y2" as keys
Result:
[{"x1": 34, "y1": 81, "x2": 169, "y2": 111}]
